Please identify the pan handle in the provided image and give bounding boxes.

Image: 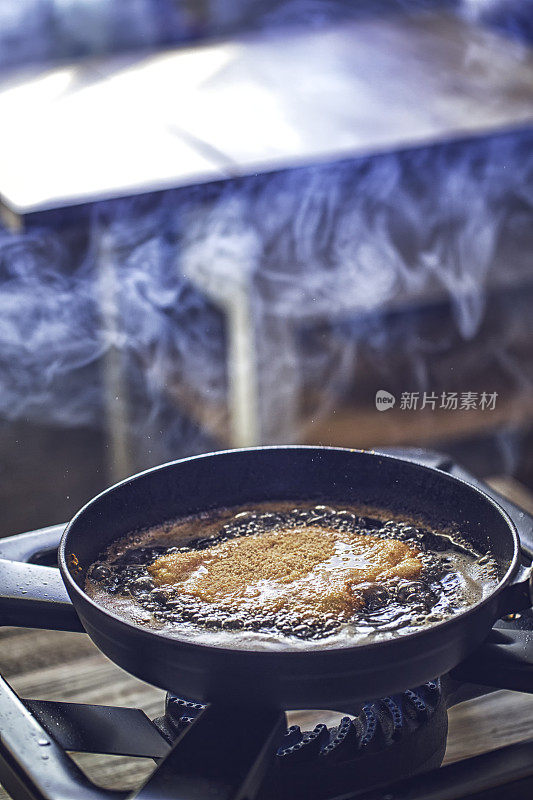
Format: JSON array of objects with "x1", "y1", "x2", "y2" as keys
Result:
[
  {"x1": 451, "y1": 557, "x2": 533, "y2": 692},
  {"x1": 451, "y1": 624, "x2": 533, "y2": 693},
  {"x1": 0, "y1": 525, "x2": 83, "y2": 632},
  {"x1": 452, "y1": 564, "x2": 533, "y2": 692}
]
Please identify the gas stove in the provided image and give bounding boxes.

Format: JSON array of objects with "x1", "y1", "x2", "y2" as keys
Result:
[{"x1": 0, "y1": 450, "x2": 532, "y2": 800}]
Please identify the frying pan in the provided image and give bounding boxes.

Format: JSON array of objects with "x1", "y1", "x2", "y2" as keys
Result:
[{"x1": 1, "y1": 447, "x2": 531, "y2": 711}]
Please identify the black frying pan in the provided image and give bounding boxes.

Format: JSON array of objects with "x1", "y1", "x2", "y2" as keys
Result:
[{"x1": 1, "y1": 447, "x2": 532, "y2": 711}]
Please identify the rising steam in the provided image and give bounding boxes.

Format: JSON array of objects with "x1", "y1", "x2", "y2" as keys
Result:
[{"x1": 0, "y1": 128, "x2": 532, "y2": 468}]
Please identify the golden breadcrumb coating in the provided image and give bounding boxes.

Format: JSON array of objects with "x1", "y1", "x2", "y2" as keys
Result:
[{"x1": 148, "y1": 526, "x2": 422, "y2": 619}]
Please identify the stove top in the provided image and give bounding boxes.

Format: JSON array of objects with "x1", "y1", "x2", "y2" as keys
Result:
[{"x1": 0, "y1": 449, "x2": 532, "y2": 800}]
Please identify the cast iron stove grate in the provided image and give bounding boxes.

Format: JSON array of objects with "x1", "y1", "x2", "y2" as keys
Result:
[{"x1": 0, "y1": 450, "x2": 532, "y2": 800}]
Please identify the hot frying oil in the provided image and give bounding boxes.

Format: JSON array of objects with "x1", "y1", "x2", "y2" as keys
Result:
[{"x1": 85, "y1": 501, "x2": 500, "y2": 650}]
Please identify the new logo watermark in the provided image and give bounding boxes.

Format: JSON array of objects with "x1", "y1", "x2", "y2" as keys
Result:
[
  {"x1": 374, "y1": 390, "x2": 498, "y2": 412},
  {"x1": 375, "y1": 390, "x2": 396, "y2": 411}
]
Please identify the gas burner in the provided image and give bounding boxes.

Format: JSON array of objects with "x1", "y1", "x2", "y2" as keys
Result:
[
  {"x1": 154, "y1": 681, "x2": 447, "y2": 799},
  {"x1": 0, "y1": 450, "x2": 532, "y2": 800}
]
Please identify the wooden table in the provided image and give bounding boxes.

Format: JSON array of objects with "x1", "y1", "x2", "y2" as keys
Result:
[{"x1": 1, "y1": 477, "x2": 533, "y2": 798}]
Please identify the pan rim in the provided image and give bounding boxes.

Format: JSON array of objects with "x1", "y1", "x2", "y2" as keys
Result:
[{"x1": 58, "y1": 445, "x2": 521, "y2": 658}]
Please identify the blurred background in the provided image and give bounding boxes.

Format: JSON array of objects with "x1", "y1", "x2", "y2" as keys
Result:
[{"x1": 0, "y1": 0, "x2": 532, "y2": 536}]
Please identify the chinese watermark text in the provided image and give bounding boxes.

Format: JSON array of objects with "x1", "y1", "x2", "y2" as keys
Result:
[{"x1": 398, "y1": 391, "x2": 497, "y2": 411}]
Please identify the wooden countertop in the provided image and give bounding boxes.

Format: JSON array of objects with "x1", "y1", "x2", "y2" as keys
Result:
[{"x1": 1, "y1": 476, "x2": 533, "y2": 797}]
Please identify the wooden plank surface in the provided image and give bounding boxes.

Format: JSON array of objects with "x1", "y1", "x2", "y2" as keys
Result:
[{"x1": 1, "y1": 479, "x2": 533, "y2": 797}]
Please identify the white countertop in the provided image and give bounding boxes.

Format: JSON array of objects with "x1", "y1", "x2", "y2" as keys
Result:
[{"x1": 0, "y1": 9, "x2": 532, "y2": 216}]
